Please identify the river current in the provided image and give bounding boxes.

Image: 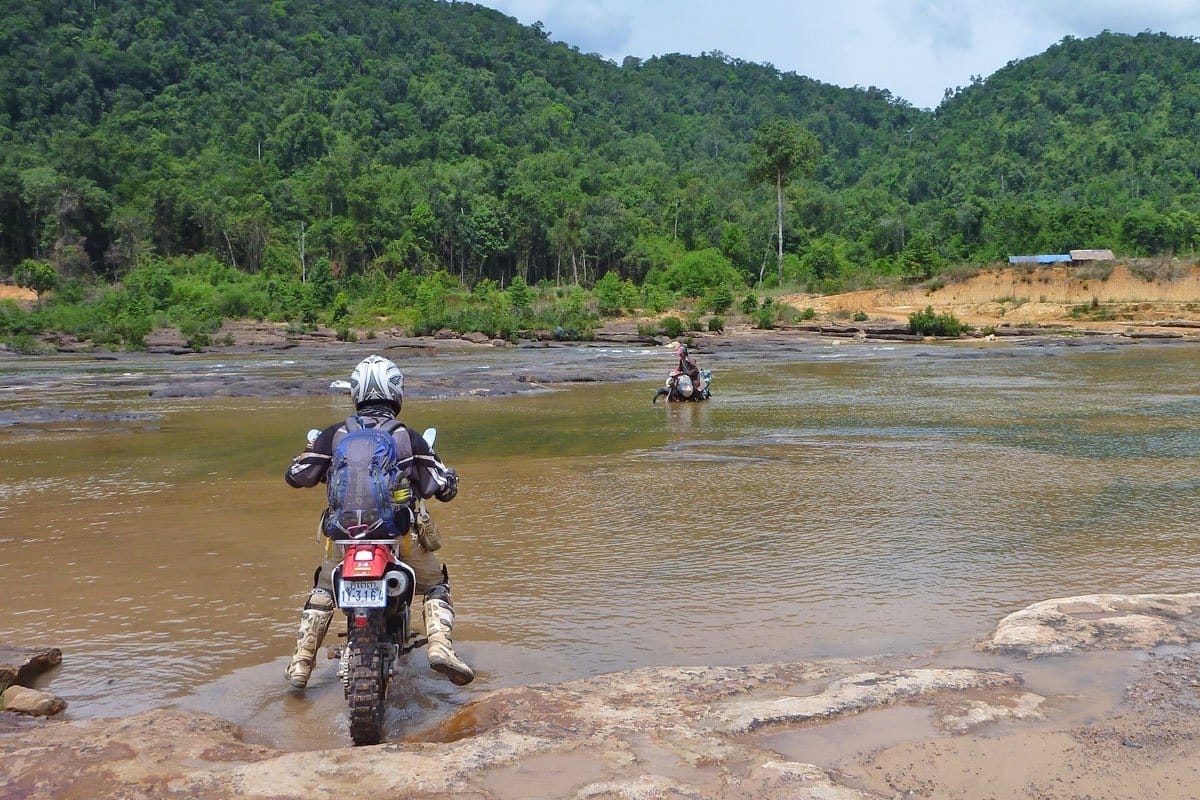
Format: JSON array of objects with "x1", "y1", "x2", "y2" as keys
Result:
[{"x1": 2, "y1": 338, "x2": 1198, "y2": 749}]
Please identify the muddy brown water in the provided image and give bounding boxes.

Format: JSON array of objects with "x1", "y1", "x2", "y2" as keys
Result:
[{"x1": 2, "y1": 341, "x2": 1200, "y2": 751}]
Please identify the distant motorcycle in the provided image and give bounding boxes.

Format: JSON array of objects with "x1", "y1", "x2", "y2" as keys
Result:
[{"x1": 653, "y1": 368, "x2": 713, "y2": 403}]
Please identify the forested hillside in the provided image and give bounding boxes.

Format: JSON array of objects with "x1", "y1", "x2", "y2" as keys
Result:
[
  {"x1": 0, "y1": 0, "x2": 914, "y2": 283},
  {"x1": 1, "y1": 0, "x2": 1198, "y2": 348}
]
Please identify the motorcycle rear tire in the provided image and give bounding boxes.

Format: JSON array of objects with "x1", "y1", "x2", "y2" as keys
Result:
[{"x1": 346, "y1": 615, "x2": 389, "y2": 746}]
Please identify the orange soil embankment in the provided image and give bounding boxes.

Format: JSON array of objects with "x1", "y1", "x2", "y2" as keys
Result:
[{"x1": 780, "y1": 264, "x2": 1200, "y2": 328}]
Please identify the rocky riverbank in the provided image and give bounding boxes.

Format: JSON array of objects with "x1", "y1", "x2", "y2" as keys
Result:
[
  {"x1": 0, "y1": 646, "x2": 66, "y2": 719},
  {"x1": 4, "y1": 592, "x2": 1200, "y2": 799},
  {"x1": 4, "y1": 314, "x2": 1199, "y2": 413}
]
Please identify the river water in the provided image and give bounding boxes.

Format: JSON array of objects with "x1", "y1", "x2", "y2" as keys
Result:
[{"x1": 2, "y1": 339, "x2": 1199, "y2": 750}]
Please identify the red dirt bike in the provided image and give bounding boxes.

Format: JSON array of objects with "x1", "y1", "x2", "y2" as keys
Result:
[
  {"x1": 326, "y1": 428, "x2": 438, "y2": 746},
  {"x1": 329, "y1": 537, "x2": 420, "y2": 746}
]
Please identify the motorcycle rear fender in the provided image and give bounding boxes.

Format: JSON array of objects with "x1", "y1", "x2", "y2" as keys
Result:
[{"x1": 341, "y1": 542, "x2": 393, "y2": 579}]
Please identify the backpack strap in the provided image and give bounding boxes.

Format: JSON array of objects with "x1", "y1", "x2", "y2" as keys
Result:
[
  {"x1": 344, "y1": 415, "x2": 365, "y2": 432},
  {"x1": 379, "y1": 419, "x2": 414, "y2": 485}
]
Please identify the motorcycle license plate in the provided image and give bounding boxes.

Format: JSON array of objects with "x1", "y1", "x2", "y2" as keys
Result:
[{"x1": 339, "y1": 580, "x2": 386, "y2": 608}]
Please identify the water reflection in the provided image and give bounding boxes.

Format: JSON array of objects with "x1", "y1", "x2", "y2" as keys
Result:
[{"x1": 1, "y1": 344, "x2": 1199, "y2": 749}]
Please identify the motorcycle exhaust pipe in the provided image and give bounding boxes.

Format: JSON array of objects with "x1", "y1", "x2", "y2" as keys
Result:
[{"x1": 384, "y1": 570, "x2": 411, "y2": 597}]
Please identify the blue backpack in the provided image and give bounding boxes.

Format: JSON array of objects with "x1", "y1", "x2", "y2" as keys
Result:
[{"x1": 324, "y1": 417, "x2": 410, "y2": 539}]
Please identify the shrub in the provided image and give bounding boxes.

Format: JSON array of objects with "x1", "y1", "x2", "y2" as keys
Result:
[
  {"x1": 708, "y1": 315, "x2": 725, "y2": 333},
  {"x1": 908, "y1": 306, "x2": 968, "y2": 337},
  {"x1": 116, "y1": 313, "x2": 153, "y2": 349},
  {"x1": 685, "y1": 313, "x2": 703, "y2": 331},
  {"x1": 852, "y1": 310, "x2": 869, "y2": 322},
  {"x1": 595, "y1": 271, "x2": 622, "y2": 316},
  {"x1": 506, "y1": 275, "x2": 535, "y2": 316},
  {"x1": 703, "y1": 283, "x2": 735, "y2": 314},
  {"x1": 660, "y1": 316, "x2": 684, "y2": 339},
  {"x1": 641, "y1": 284, "x2": 673, "y2": 313},
  {"x1": 4, "y1": 333, "x2": 53, "y2": 354},
  {"x1": 799, "y1": 307, "x2": 817, "y2": 320},
  {"x1": 618, "y1": 279, "x2": 640, "y2": 313},
  {"x1": 1130, "y1": 259, "x2": 1190, "y2": 284},
  {"x1": 1076, "y1": 263, "x2": 1115, "y2": 282},
  {"x1": 178, "y1": 315, "x2": 220, "y2": 350},
  {"x1": 335, "y1": 325, "x2": 357, "y2": 342},
  {"x1": 637, "y1": 322, "x2": 660, "y2": 338},
  {"x1": 328, "y1": 291, "x2": 350, "y2": 322},
  {"x1": 739, "y1": 293, "x2": 758, "y2": 315},
  {"x1": 754, "y1": 305, "x2": 776, "y2": 330},
  {"x1": 655, "y1": 248, "x2": 740, "y2": 297}
]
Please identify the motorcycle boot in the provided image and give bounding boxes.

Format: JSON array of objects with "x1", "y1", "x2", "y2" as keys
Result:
[
  {"x1": 285, "y1": 589, "x2": 335, "y2": 690},
  {"x1": 423, "y1": 581, "x2": 474, "y2": 685}
]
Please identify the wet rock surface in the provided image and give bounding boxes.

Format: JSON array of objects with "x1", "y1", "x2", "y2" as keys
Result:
[
  {"x1": 979, "y1": 593, "x2": 1200, "y2": 657},
  {"x1": 6, "y1": 594, "x2": 1200, "y2": 798},
  {"x1": 3, "y1": 322, "x2": 1195, "y2": 409},
  {"x1": 847, "y1": 648, "x2": 1200, "y2": 800},
  {"x1": 0, "y1": 658, "x2": 1045, "y2": 800},
  {"x1": 0, "y1": 646, "x2": 62, "y2": 692},
  {"x1": 3, "y1": 592, "x2": 1200, "y2": 798},
  {"x1": 1, "y1": 685, "x2": 67, "y2": 716}
]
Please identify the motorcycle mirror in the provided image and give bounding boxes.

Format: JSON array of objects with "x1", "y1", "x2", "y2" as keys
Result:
[
  {"x1": 422, "y1": 427, "x2": 437, "y2": 447},
  {"x1": 306, "y1": 428, "x2": 320, "y2": 446}
]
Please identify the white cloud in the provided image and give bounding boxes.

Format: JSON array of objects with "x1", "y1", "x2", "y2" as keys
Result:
[
  {"x1": 487, "y1": 0, "x2": 634, "y2": 55},
  {"x1": 1027, "y1": 0, "x2": 1200, "y2": 33},
  {"x1": 904, "y1": 0, "x2": 978, "y2": 50},
  {"x1": 476, "y1": 1, "x2": 1200, "y2": 109}
]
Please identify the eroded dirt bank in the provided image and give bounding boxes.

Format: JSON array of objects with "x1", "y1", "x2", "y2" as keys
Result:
[{"x1": 4, "y1": 593, "x2": 1200, "y2": 800}]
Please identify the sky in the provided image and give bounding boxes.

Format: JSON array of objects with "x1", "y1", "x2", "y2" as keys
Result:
[{"x1": 476, "y1": 0, "x2": 1200, "y2": 109}]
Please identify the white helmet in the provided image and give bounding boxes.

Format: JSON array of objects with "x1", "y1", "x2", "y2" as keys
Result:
[{"x1": 349, "y1": 355, "x2": 404, "y2": 410}]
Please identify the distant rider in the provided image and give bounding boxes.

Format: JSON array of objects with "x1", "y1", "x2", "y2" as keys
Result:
[
  {"x1": 677, "y1": 344, "x2": 703, "y2": 394},
  {"x1": 282, "y1": 355, "x2": 475, "y2": 689}
]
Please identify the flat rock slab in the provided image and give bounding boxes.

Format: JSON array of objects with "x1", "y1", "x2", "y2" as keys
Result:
[
  {"x1": 0, "y1": 659, "x2": 1045, "y2": 800},
  {"x1": 0, "y1": 647, "x2": 62, "y2": 692},
  {"x1": 707, "y1": 667, "x2": 1024, "y2": 733},
  {"x1": 979, "y1": 593, "x2": 1200, "y2": 657}
]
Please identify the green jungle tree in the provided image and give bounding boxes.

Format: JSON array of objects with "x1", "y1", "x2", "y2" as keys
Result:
[{"x1": 749, "y1": 118, "x2": 822, "y2": 286}]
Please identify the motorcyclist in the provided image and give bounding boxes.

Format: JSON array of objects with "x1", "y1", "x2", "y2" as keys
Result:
[
  {"x1": 282, "y1": 354, "x2": 475, "y2": 689},
  {"x1": 676, "y1": 343, "x2": 703, "y2": 394}
]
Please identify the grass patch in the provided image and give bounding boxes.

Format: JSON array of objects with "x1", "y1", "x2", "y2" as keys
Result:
[{"x1": 1068, "y1": 298, "x2": 1117, "y2": 321}]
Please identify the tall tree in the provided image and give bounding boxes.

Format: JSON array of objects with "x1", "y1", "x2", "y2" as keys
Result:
[{"x1": 748, "y1": 118, "x2": 822, "y2": 284}]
